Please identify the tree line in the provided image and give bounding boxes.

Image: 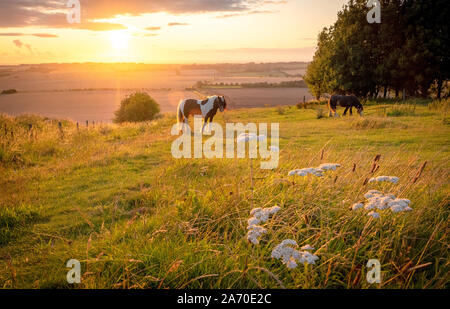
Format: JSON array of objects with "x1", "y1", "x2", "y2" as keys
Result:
[
  {"x1": 193, "y1": 80, "x2": 307, "y2": 89},
  {"x1": 304, "y1": 0, "x2": 449, "y2": 100}
]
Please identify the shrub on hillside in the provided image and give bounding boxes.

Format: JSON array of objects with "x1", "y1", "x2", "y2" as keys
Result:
[
  {"x1": 113, "y1": 92, "x2": 160, "y2": 123},
  {"x1": 1, "y1": 89, "x2": 17, "y2": 95}
]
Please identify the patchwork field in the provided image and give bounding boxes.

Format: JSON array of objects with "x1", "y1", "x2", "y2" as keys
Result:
[
  {"x1": 0, "y1": 99, "x2": 448, "y2": 288},
  {"x1": 0, "y1": 65, "x2": 310, "y2": 122}
]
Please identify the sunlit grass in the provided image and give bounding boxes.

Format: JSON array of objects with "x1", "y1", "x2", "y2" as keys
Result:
[{"x1": 0, "y1": 101, "x2": 448, "y2": 288}]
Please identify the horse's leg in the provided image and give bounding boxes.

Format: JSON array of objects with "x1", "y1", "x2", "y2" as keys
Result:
[
  {"x1": 208, "y1": 115, "x2": 215, "y2": 132},
  {"x1": 343, "y1": 107, "x2": 349, "y2": 116},
  {"x1": 202, "y1": 117, "x2": 208, "y2": 134},
  {"x1": 350, "y1": 107, "x2": 353, "y2": 116},
  {"x1": 183, "y1": 117, "x2": 190, "y2": 134},
  {"x1": 334, "y1": 108, "x2": 339, "y2": 117}
]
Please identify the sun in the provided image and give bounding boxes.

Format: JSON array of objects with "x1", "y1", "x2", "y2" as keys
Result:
[{"x1": 108, "y1": 31, "x2": 129, "y2": 50}]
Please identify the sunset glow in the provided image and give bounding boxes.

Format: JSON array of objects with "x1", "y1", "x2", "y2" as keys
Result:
[
  {"x1": 109, "y1": 31, "x2": 130, "y2": 51},
  {"x1": 0, "y1": 0, "x2": 347, "y2": 64}
]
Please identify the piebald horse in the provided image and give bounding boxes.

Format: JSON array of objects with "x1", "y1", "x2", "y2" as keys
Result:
[
  {"x1": 177, "y1": 95, "x2": 227, "y2": 133},
  {"x1": 328, "y1": 95, "x2": 364, "y2": 117}
]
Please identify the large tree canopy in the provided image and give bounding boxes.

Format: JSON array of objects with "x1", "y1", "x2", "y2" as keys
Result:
[{"x1": 304, "y1": 0, "x2": 450, "y2": 99}]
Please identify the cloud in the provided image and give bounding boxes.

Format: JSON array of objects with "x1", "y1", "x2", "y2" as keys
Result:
[
  {"x1": 0, "y1": 33, "x2": 23, "y2": 36},
  {"x1": 218, "y1": 10, "x2": 278, "y2": 18},
  {"x1": 13, "y1": 39, "x2": 23, "y2": 48},
  {"x1": 0, "y1": 0, "x2": 288, "y2": 28},
  {"x1": 133, "y1": 33, "x2": 159, "y2": 37},
  {"x1": 12, "y1": 39, "x2": 32, "y2": 53},
  {"x1": 168, "y1": 22, "x2": 190, "y2": 26},
  {"x1": 0, "y1": 32, "x2": 59, "y2": 38},
  {"x1": 74, "y1": 22, "x2": 127, "y2": 31},
  {"x1": 25, "y1": 43, "x2": 32, "y2": 53},
  {"x1": 145, "y1": 27, "x2": 161, "y2": 31},
  {"x1": 32, "y1": 33, "x2": 59, "y2": 38},
  {"x1": 173, "y1": 47, "x2": 315, "y2": 62}
]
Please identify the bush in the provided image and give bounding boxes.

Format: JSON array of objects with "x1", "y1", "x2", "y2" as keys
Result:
[
  {"x1": 276, "y1": 106, "x2": 286, "y2": 115},
  {"x1": 386, "y1": 104, "x2": 416, "y2": 117},
  {"x1": 1, "y1": 89, "x2": 17, "y2": 95},
  {"x1": 113, "y1": 92, "x2": 160, "y2": 123},
  {"x1": 316, "y1": 108, "x2": 325, "y2": 119}
]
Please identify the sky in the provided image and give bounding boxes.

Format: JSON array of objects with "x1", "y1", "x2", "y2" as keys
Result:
[{"x1": 0, "y1": 0, "x2": 348, "y2": 64}]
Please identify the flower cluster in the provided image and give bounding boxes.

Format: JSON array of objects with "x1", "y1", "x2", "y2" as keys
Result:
[
  {"x1": 271, "y1": 239, "x2": 319, "y2": 269},
  {"x1": 288, "y1": 163, "x2": 340, "y2": 177},
  {"x1": 368, "y1": 176, "x2": 399, "y2": 183},
  {"x1": 317, "y1": 163, "x2": 341, "y2": 171},
  {"x1": 237, "y1": 133, "x2": 266, "y2": 143},
  {"x1": 352, "y1": 190, "x2": 413, "y2": 218},
  {"x1": 246, "y1": 206, "x2": 281, "y2": 244}
]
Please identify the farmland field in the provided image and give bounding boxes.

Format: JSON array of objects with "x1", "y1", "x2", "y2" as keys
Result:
[
  {"x1": 0, "y1": 65, "x2": 309, "y2": 122},
  {"x1": 0, "y1": 99, "x2": 448, "y2": 288}
]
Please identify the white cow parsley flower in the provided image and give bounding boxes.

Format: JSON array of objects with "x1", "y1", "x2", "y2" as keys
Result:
[
  {"x1": 237, "y1": 133, "x2": 258, "y2": 143},
  {"x1": 368, "y1": 176, "x2": 399, "y2": 184},
  {"x1": 247, "y1": 225, "x2": 267, "y2": 244},
  {"x1": 288, "y1": 163, "x2": 340, "y2": 177},
  {"x1": 367, "y1": 211, "x2": 380, "y2": 219},
  {"x1": 272, "y1": 240, "x2": 318, "y2": 269},
  {"x1": 364, "y1": 190, "x2": 383, "y2": 199},
  {"x1": 269, "y1": 146, "x2": 280, "y2": 152},
  {"x1": 351, "y1": 202, "x2": 364, "y2": 211},
  {"x1": 317, "y1": 163, "x2": 341, "y2": 171},
  {"x1": 301, "y1": 244, "x2": 314, "y2": 250},
  {"x1": 246, "y1": 206, "x2": 281, "y2": 244}
]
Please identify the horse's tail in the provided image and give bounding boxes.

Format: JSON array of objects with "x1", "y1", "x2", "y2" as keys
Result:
[
  {"x1": 328, "y1": 95, "x2": 338, "y2": 117},
  {"x1": 177, "y1": 100, "x2": 185, "y2": 130}
]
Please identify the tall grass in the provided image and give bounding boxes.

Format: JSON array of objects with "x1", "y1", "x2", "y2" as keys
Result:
[{"x1": 0, "y1": 101, "x2": 448, "y2": 289}]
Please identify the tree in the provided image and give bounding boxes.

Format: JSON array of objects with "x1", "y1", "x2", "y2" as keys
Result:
[
  {"x1": 304, "y1": 0, "x2": 449, "y2": 99},
  {"x1": 113, "y1": 92, "x2": 160, "y2": 123}
]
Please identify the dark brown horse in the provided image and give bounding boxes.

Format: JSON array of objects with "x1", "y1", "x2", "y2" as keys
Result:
[{"x1": 328, "y1": 95, "x2": 363, "y2": 117}]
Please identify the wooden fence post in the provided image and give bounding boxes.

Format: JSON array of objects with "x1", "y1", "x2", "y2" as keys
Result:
[
  {"x1": 28, "y1": 124, "x2": 33, "y2": 140},
  {"x1": 58, "y1": 121, "x2": 64, "y2": 140}
]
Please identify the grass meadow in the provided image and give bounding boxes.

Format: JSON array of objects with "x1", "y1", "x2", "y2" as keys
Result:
[{"x1": 0, "y1": 99, "x2": 449, "y2": 288}]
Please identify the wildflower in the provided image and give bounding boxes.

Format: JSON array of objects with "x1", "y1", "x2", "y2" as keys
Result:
[
  {"x1": 367, "y1": 211, "x2": 380, "y2": 219},
  {"x1": 287, "y1": 167, "x2": 324, "y2": 177},
  {"x1": 246, "y1": 206, "x2": 281, "y2": 244},
  {"x1": 317, "y1": 163, "x2": 341, "y2": 171},
  {"x1": 271, "y1": 240, "x2": 318, "y2": 269},
  {"x1": 249, "y1": 206, "x2": 280, "y2": 225},
  {"x1": 368, "y1": 176, "x2": 399, "y2": 184},
  {"x1": 296, "y1": 167, "x2": 324, "y2": 177},
  {"x1": 361, "y1": 190, "x2": 413, "y2": 215},
  {"x1": 247, "y1": 225, "x2": 267, "y2": 244},
  {"x1": 301, "y1": 244, "x2": 314, "y2": 250},
  {"x1": 237, "y1": 133, "x2": 267, "y2": 143},
  {"x1": 288, "y1": 169, "x2": 299, "y2": 176},
  {"x1": 287, "y1": 163, "x2": 340, "y2": 177},
  {"x1": 351, "y1": 202, "x2": 364, "y2": 211},
  {"x1": 237, "y1": 132, "x2": 257, "y2": 143},
  {"x1": 364, "y1": 190, "x2": 383, "y2": 199},
  {"x1": 388, "y1": 198, "x2": 412, "y2": 213},
  {"x1": 269, "y1": 145, "x2": 280, "y2": 152}
]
